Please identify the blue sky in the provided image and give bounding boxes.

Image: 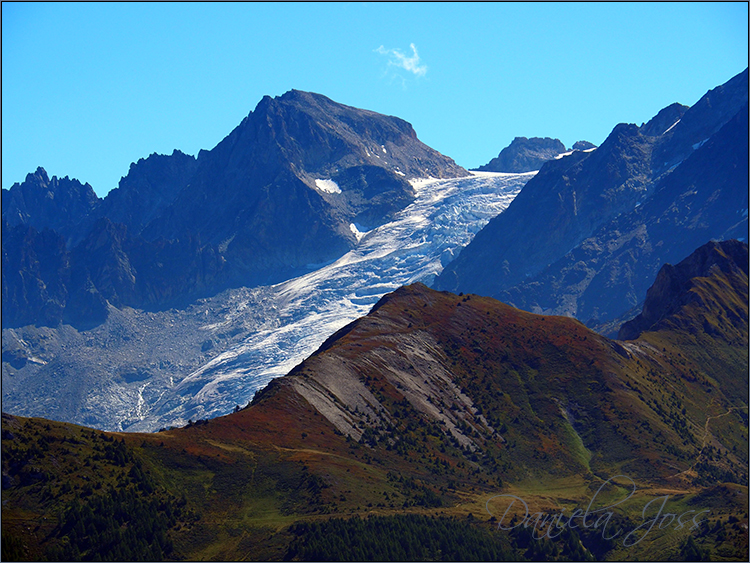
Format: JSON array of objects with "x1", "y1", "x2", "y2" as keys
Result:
[{"x1": 3, "y1": 2, "x2": 748, "y2": 197}]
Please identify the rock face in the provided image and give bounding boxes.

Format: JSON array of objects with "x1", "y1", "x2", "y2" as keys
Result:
[
  {"x1": 96, "y1": 150, "x2": 199, "y2": 237},
  {"x1": 435, "y1": 68, "x2": 748, "y2": 327},
  {"x1": 1, "y1": 217, "x2": 225, "y2": 328},
  {"x1": 651, "y1": 70, "x2": 749, "y2": 177},
  {"x1": 618, "y1": 239, "x2": 748, "y2": 340},
  {"x1": 475, "y1": 136, "x2": 567, "y2": 173},
  {"x1": 1, "y1": 222, "x2": 71, "y2": 327},
  {"x1": 1, "y1": 91, "x2": 467, "y2": 328}
]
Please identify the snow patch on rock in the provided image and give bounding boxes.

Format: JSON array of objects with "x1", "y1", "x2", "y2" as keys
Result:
[{"x1": 315, "y1": 178, "x2": 342, "y2": 194}]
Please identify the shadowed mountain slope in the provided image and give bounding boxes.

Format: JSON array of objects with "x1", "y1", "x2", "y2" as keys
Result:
[
  {"x1": 437, "y1": 121, "x2": 657, "y2": 294},
  {"x1": 140, "y1": 90, "x2": 467, "y2": 284},
  {"x1": 435, "y1": 69, "x2": 748, "y2": 326},
  {"x1": 499, "y1": 102, "x2": 749, "y2": 328},
  {"x1": 95, "y1": 150, "x2": 200, "y2": 237}
]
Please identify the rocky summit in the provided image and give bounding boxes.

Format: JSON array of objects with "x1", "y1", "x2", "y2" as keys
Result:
[
  {"x1": 140, "y1": 90, "x2": 468, "y2": 282},
  {"x1": 1, "y1": 167, "x2": 99, "y2": 236},
  {"x1": 475, "y1": 136, "x2": 567, "y2": 173}
]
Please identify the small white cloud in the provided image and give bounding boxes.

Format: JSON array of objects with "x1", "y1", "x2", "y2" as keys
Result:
[{"x1": 375, "y1": 43, "x2": 427, "y2": 77}]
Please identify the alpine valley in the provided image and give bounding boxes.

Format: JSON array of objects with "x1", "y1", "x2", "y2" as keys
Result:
[{"x1": 2, "y1": 70, "x2": 748, "y2": 562}]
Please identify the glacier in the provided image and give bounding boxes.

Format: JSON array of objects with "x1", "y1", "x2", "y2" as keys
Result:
[
  {"x1": 137, "y1": 171, "x2": 533, "y2": 431},
  {"x1": 2, "y1": 171, "x2": 533, "y2": 432}
]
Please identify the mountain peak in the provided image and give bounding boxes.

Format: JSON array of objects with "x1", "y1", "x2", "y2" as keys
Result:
[
  {"x1": 26, "y1": 166, "x2": 50, "y2": 185},
  {"x1": 277, "y1": 88, "x2": 329, "y2": 102},
  {"x1": 571, "y1": 140, "x2": 597, "y2": 151},
  {"x1": 233, "y1": 89, "x2": 457, "y2": 180},
  {"x1": 3, "y1": 91, "x2": 469, "y2": 329},
  {"x1": 640, "y1": 102, "x2": 690, "y2": 137},
  {"x1": 475, "y1": 136, "x2": 567, "y2": 173}
]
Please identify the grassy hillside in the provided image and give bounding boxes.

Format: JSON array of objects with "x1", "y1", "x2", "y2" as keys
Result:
[{"x1": 2, "y1": 243, "x2": 747, "y2": 561}]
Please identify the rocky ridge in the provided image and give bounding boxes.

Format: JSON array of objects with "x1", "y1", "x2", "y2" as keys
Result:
[{"x1": 1, "y1": 167, "x2": 99, "y2": 237}]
